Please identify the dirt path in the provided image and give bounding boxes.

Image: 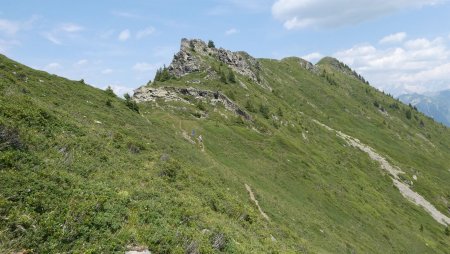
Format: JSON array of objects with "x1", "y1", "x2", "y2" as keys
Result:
[
  {"x1": 313, "y1": 120, "x2": 450, "y2": 226},
  {"x1": 245, "y1": 184, "x2": 270, "y2": 221}
]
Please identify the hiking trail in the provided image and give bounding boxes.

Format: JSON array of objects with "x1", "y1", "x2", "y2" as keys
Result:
[{"x1": 245, "y1": 184, "x2": 270, "y2": 221}]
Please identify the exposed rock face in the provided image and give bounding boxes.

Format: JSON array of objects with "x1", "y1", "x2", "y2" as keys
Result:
[
  {"x1": 133, "y1": 86, "x2": 181, "y2": 102},
  {"x1": 168, "y1": 38, "x2": 261, "y2": 84},
  {"x1": 298, "y1": 58, "x2": 320, "y2": 74},
  {"x1": 283, "y1": 57, "x2": 320, "y2": 74},
  {"x1": 133, "y1": 86, "x2": 251, "y2": 120}
]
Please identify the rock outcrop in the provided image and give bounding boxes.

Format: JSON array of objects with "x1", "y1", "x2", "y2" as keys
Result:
[
  {"x1": 133, "y1": 86, "x2": 251, "y2": 120},
  {"x1": 168, "y1": 38, "x2": 261, "y2": 84},
  {"x1": 282, "y1": 57, "x2": 320, "y2": 74}
]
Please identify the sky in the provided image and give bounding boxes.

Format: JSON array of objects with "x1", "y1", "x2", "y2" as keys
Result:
[{"x1": 1, "y1": 0, "x2": 450, "y2": 96}]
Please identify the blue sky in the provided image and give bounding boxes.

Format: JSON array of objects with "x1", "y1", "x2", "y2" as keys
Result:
[{"x1": 1, "y1": 0, "x2": 450, "y2": 96}]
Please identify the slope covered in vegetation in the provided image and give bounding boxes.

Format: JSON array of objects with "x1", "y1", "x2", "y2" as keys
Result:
[{"x1": 0, "y1": 38, "x2": 449, "y2": 253}]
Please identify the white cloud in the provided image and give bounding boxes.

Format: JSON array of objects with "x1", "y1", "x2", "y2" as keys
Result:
[
  {"x1": 101, "y1": 68, "x2": 113, "y2": 74},
  {"x1": 132, "y1": 62, "x2": 158, "y2": 72},
  {"x1": 0, "y1": 19, "x2": 20, "y2": 35},
  {"x1": 272, "y1": 0, "x2": 443, "y2": 29},
  {"x1": 225, "y1": 28, "x2": 238, "y2": 36},
  {"x1": 0, "y1": 16, "x2": 38, "y2": 36},
  {"x1": 136, "y1": 27, "x2": 155, "y2": 39},
  {"x1": 60, "y1": 23, "x2": 83, "y2": 33},
  {"x1": 0, "y1": 39, "x2": 19, "y2": 53},
  {"x1": 43, "y1": 33, "x2": 61, "y2": 45},
  {"x1": 118, "y1": 29, "x2": 131, "y2": 41},
  {"x1": 333, "y1": 35, "x2": 450, "y2": 95},
  {"x1": 379, "y1": 32, "x2": 407, "y2": 44},
  {"x1": 302, "y1": 52, "x2": 323, "y2": 62},
  {"x1": 75, "y1": 59, "x2": 88, "y2": 66},
  {"x1": 42, "y1": 22, "x2": 83, "y2": 45}
]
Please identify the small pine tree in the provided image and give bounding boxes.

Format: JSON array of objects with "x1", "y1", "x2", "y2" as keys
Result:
[
  {"x1": 405, "y1": 109, "x2": 412, "y2": 120},
  {"x1": 445, "y1": 226, "x2": 449, "y2": 236},
  {"x1": 124, "y1": 93, "x2": 139, "y2": 113},
  {"x1": 154, "y1": 66, "x2": 172, "y2": 82},
  {"x1": 154, "y1": 68, "x2": 162, "y2": 81},
  {"x1": 208, "y1": 40, "x2": 215, "y2": 48},
  {"x1": 105, "y1": 86, "x2": 116, "y2": 97},
  {"x1": 160, "y1": 67, "x2": 171, "y2": 82},
  {"x1": 228, "y1": 70, "x2": 236, "y2": 83}
]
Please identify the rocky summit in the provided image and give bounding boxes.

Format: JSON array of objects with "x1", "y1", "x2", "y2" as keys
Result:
[{"x1": 169, "y1": 38, "x2": 262, "y2": 84}]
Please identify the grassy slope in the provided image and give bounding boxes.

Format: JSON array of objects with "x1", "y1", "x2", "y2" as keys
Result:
[{"x1": 0, "y1": 52, "x2": 449, "y2": 253}]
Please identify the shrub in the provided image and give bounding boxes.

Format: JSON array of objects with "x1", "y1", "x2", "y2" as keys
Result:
[
  {"x1": 259, "y1": 104, "x2": 270, "y2": 119},
  {"x1": 419, "y1": 120, "x2": 425, "y2": 128},
  {"x1": 277, "y1": 107, "x2": 284, "y2": 117},
  {"x1": 127, "y1": 142, "x2": 144, "y2": 154},
  {"x1": 225, "y1": 90, "x2": 236, "y2": 101},
  {"x1": 0, "y1": 124, "x2": 23, "y2": 150},
  {"x1": 105, "y1": 86, "x2": 116, "y2": 97},
  {"x1": 389, "y1": 103, "x2": 400, "y2": 110},
  {"x1": 154, "y1": 66, "x2": 173, "y2": 82},
  {"x1": 228, "y1": 70, "x2": 236, "y2": 83},
  {"x1": 208, "y1": 40, "x2": 215, "y2": 48},
  {"x1": 196, "y1": 101, "x2": 206, "y2": 111},
  {"x1": 235, "y1": 116, "x2": 245, "y2": 125},
  {"x1": 158, "y1": 159, "x2": 182, "y2": 182},
  {"x1": 124, "y1": 93, "x2": 139, "y2": 113},
  {"x1": 405, "y1": 109, "x2": 412, "y2": 120},
  {"x1": 245, "y1": 100, "x2": 256, "y2": 113}
]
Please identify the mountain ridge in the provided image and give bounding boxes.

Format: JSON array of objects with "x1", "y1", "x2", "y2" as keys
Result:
[{"x1": 1, "y1": 37, "x2": 450, "y2": 253}]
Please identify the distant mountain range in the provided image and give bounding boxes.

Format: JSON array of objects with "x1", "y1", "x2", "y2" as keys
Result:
[{"x1": 399, "y1": 90, "x2": 450, "y2": 127}]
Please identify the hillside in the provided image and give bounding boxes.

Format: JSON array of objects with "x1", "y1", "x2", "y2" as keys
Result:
[
  {"x1": 399, "y1": 91, "x2": 450, "y2": 127},
  {"x1": 1, "y1": 39, "x2": 450, "y2": 253}
]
